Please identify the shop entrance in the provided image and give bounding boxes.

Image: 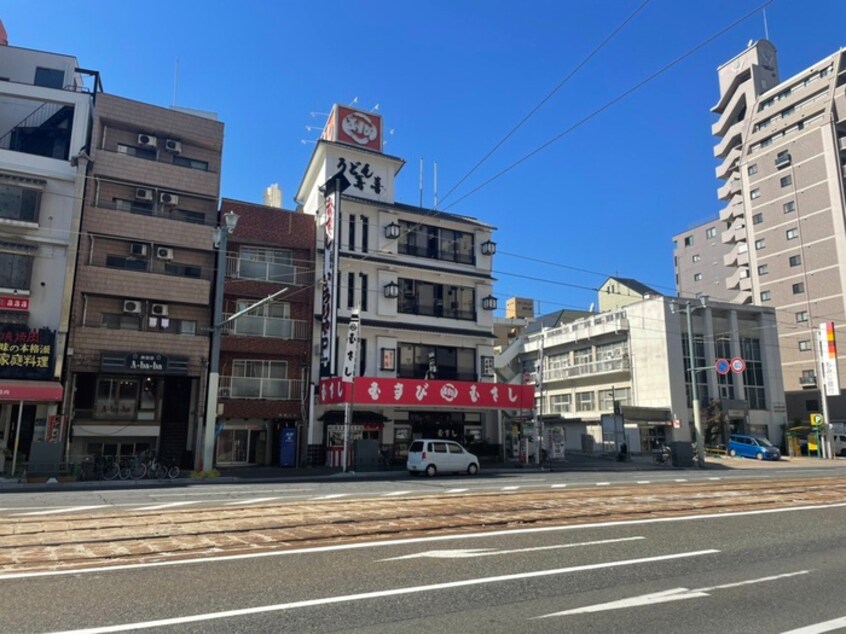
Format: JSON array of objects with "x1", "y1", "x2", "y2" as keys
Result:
[{"x1": 217, "y1": 428, "x2": 262, "y2": 465}]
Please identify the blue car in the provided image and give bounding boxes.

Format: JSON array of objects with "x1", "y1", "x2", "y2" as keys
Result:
[{"x1": 728, "y1": 434, "x2": 781, "y2": 460}]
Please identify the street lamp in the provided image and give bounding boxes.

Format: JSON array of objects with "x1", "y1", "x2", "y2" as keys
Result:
[{"x1": 202, "y1": 211, "x2": 239, "y2": 471}]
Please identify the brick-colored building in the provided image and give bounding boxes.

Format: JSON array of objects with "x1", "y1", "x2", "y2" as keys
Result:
[
  {"x1": 213, "y1": 198, "x2": 315, "y2": 466},
  {"x1": 66, "y1": 94, "x2": 223, "y2": 469}
]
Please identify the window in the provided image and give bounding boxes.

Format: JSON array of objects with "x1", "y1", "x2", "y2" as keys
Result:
[
  {"x1": 0, "y1": 250, "x2": 33, "y2": 291},
  {"x1": 361, "y1": 216, "x2": 369, "y2": 253},
  {"x1": 786, "y1": 228, "x2": 798, "y2": 240},
  {"x1": 398, "y1": 279, "x2": 475, "y2": 320},
  {"x1": 780, "y1": 175, "x2": 793, "y2": 187},
  {"x1": 576, "y1": 391, "x2": 594, "y2": 412},
  {"x1": 752, "y1": 213, "x2": 763, "y2": 225},
  {"x1": 799, "y1": 340, "x2": 812, "y2": 351},
  {"x1": 705, "y1": 227, "x2": 717, "y2": 239},
  {"x1": 784, "y1": 201, "x2": 796, "y2": 213},
  {"x1": 34, "y1": 67, "x2": 64, "y2": 89},
  {"x1": 231, "y1": 300, "x2": 291, "y2": 338},
  {"x1": 0, "y1": 184, "x2": 40, "y2": 222},
  {"x1": 750, "y1": 188, "x2": 761, "y2": 200},
  {"x1": 117, "y1": 144, "x2": 157, "y2": 161},
  {"x1": 398, "y1": 344, "x2": 475, "y2": 381},
  {"x1": 173, "y1": 156, "x2": 209, "y2": 171},
  {"x1": 796, "y1": 311, "x2": 809, "y2": 322},
  {"x1": 694, "y1": 273, "x2": 702, "y2": 282},
  {"x1": 359, "y1": 272, "x2": 368, "y2": 312},
  {"x1": 95, "y1": 378, "x2": 138, "y2": 419},
  {"x1": 805, "y1": 397, "x2": 819, "y2": 411},
  {"x1": 789, "y1": 254, "x2": 802, "y2": 267},
  {"x1": 692, "y1": 254, "x2": 700, "y2": 263},
  {"x1": 550, "y1": 394, "x2": 571, "y2": 414},
  {"x1": 164, "y1": 262, "x2": 201, "y2": 278},
  {"x1": 598, "y1": 387, "x2": 631, "y2": 411},
  {"x1": 755, "y1": 239, "x2": 766, "y2": 250},
  {"x1": 346, "y1": 272, "x2": 355, "y2": 308},
  {"x1": 115, "y1": 198, "x2": 154, "y2": 216},
  {"x1": 237, "y1": 247, "x2": 293, "y2": 283},
  {"x1": 792, "y1": 282, "x2": 805, "y2": 294},
  {"x1": 684, "y1": 235, "x2": 693, "y2": 247},
  {"x1": 747, "y1": 164, "x2": 758, "y2": 176},
  {"x1": 398, "y1": 221, "x2": 474, "y2": 264},
  {"x1": 741, "y1": 337, "x2": 767, "y2": 410},
  {"x1": 760, "y1": 291, "x2": 771, "y2": 302},
  {"x1": 101, "y1": 313, "x2": 141, "y2": 331},
  {"x1": 348, "y1": 214, "x2": 356, "y2": 251},
  {"x1": 231, "y1": 359, "x2": 289, "y2": 399}
]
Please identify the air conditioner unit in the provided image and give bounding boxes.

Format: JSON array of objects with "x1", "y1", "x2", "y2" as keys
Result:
[
  {"x1": 129, "y1": 243, "x2": 148, "y2": 257},
  {"x1": 135, "y1": 187, "x2": 154, "y2": 201},
  {"x1": 137, "y1": 133, "x2": 157, "y2": 148},
  {"x1": 165, "y1": 139, "x2": 182, "y2": 153},
  {"x1": 123, "y1": 299, "x2": 141, "y2": 314},
  {"x1": 151, "y1": 303, "x2": 169, "y2": 317},
  {"x1": 156, "y1": 247, "x2": 174, "y2": 260},
  {"x1": 159, "y1": 192, "x2": 179, "y2": 205}
]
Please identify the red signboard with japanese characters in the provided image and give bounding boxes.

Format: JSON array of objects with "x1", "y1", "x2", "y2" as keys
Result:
[
  {"x1": 322, "y1": 105, "x2": 382, "y2": 152},
  {"x1": 319, "y1": 377, "x2": 534, "y2": 410},
  {"x1": 0, "y1": 296, "x2": 30, "y2": 311}
]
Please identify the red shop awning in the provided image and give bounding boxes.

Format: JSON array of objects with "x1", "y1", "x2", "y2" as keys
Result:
[{"x1": 0, "y1": 380, "x2": 63, "y2": 402}]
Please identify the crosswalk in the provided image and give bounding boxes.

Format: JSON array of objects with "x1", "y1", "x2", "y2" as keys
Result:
[{"x1": 2, "y1": 477, "x2": 726, "y2": 517}]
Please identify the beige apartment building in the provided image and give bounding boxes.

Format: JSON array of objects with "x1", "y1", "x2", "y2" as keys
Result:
[
  {"x1": 676, "y1": 40, "x2": 846, "y2": 425},
  {"x1": 65, "y1": 94, "x2": 223, "y2": 469}
]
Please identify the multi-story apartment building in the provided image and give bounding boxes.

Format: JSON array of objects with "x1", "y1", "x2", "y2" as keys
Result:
[
  {"x1": 0, "y1": 39, "x2": 96, "y2": 473},
  {"x1": 213, "y1": 198, "x2": 315, "y2": 466},
  {"x1": 497, "y1": 295, "x2": 787, "y2": 457},
  {"x1": 678, "y1": 40, "x2": 846, "y2": 425},
  {"x1": 297, "y1": 105, "x2": 532, "y2": 467},
  {"x1": 65, "y1": 94, "x2": 223, "y2": 469},
  {"x1": 673, "y1": 222, "x2": 736, "y2": 302}
]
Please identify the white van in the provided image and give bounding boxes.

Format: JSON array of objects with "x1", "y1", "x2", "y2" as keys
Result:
[
  {"x1": 406, "y1": 439, "x2": 479, "y2": 476},
  {"x1": 833, "y1": 434, "x2": 846, "y2": 457}
]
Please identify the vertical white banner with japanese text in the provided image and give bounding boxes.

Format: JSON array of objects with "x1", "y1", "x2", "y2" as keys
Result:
[
  {"x1": 319, "y1": 187, "x2": 340, "y2": 378},
  {"x1": 820, "y1": 321, "x2": 841, "y2": 396},
  {"x1": 341, "y1": 310, "x2": 360, "y2": 383}
]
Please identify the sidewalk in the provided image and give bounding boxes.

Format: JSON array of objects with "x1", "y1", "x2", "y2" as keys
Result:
[{"x1": 1, "y1": 452, "x2": 842, "y2": 491}]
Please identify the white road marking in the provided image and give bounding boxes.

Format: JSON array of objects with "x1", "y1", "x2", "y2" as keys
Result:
[
  {"x1": 445, "y1": 488, "x2": 468, "y2": 493},
  {"x1": 13, "y1": 505, "x2": 109, "y2": 516},
  {"x1": 708, "y1": 477, "x2": 721, "y2": 481},
  {"x1": 501, "y1": 486, "x2": 520, "y2": 491},
  {"x1": 674, "y1": 479, "x2": 688, "y2": 483},
  {"x1": 132, "y1": 501, "x2": 201, "y2": 512},
  {"x1": 636, "y1": 481, "x2": 651, "y2": 484},
  {"x1": 311, "y1": 494, "x2": 349, "y2": 500},
  {"x1": 152, "y1": 488, "x2": 313, "y2": 497},
  {"x1": 225, "y1": 497, "x2": 279, "y2": 506},
  {"x1": 380, "y1": 536, "x2": 645, "y2": 561},
  {"x1": 780, "y1": 616, "x2": 846, "y2": 633},
  {"x1": 5, "y1": 502, "x2": 843, "y2": 581},
  {"x1": 551, "y1": 484, "x2": 568, "y2": 488},
  {"x1": 381, "y1": 491, "x2": 412, "y2": 497},
  {"x1": 596, "y1": 482, "x2": 610, "y2": 487},
  {"x1": 537, "y1": 570, "x2": 810, "y2": 617},
  {"x1": 43, "y1": 550, "x2": 719, "y2": 634}
]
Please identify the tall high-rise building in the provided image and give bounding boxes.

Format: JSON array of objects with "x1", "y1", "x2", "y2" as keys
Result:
[
  {"x1": 679, "y1": 40, "x2": 846, "y2": 426},
  {"x1": 263, "y1": 183, "x2": 283, "y2": 209}
]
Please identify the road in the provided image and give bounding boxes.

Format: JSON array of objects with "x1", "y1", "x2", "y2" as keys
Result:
[{"x1": 3, "y1": 469, "x2": 846, "y2": 633}]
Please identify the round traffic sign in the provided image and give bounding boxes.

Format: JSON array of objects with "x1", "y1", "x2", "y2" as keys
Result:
[
  {"x1": 730, "y1": 357, "x2": 746, "y2": 373},
  {"x1": 715, "y1": 358, "x2": 730, "y2": 375}
]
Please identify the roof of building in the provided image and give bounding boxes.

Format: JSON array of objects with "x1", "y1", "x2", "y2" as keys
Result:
[
  {"x1": 524, "y1": 309, "x2": 594, "y2": 334},
  {"x1": 604, "y1": 276, "x2": 661, "y2": 297},
  {"x1": 341, "y1": 193, "x2": 496, "y2": 230}
]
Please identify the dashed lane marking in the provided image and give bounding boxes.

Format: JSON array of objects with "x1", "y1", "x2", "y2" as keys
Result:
[
  {"x1": 132, "y1": 501, "x2": 202, "y2": 512},
  {"x1": 13, "y1": 505, "x2": 110, "y2": 516},
  {"x1": 225, "y1": 497, "x2": 280, "y2": 506},
  {"x1": 446, "y1": 489, "x2": 468, "y2": 494}
]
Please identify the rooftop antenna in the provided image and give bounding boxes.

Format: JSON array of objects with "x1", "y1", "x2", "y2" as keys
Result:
[
  {"x1": 419, "y1": 158, "x2": 424, "y2": 207},
  {"x1": 349, "y1": 96, "x2": 358, "y2": 106},
  {"x1": 172, "y1": 58, "x2": 179, "y2": 107},
  {"x1": 763, "y1": 8, "x2": 770, "y2": 40},
  {"x1": 433, "y1": 161, "x2": 439, "y2": 208},
  {"x1": 371, "y1": 103, "x2": 380, "y2": 112}
]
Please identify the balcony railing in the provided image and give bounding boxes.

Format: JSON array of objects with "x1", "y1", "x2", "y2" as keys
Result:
[
  {"x1": 227, "y1": 254, "x2": 313, "y2": 286},
  {"x1": 543, "y1": 357, "x2": 631, "y2": 382},
  {"x1": 397, "y1": 243, "x2": 475, "y2": 265},
  {"x1": 218, "y1": 376, "x2": 303, "y2": 400},
  {"x1": 221, "y1": 314, "x2": 309, "y2": 340}
]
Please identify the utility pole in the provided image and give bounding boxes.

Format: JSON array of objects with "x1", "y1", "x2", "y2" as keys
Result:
[{"x1": 672, "y1": 299, "x2": 707, "y2": 468}]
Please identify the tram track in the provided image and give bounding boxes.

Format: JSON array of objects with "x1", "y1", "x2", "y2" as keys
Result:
[{"x1": 1, "y1": 476, "x2": 844, "y2": 574}]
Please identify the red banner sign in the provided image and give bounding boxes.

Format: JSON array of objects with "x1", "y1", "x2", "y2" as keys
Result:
[
  {"x1": 0, "y1": 296, "x2": 30, "y2": 311},
  {"x1": 319, "y1": 377, "x2": 534, "y2": 410},
  {"x1": 323, "y1": 105, "x2": 382, "y2": 152}
]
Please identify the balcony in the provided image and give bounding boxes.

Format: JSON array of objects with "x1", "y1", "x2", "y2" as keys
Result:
[
  {"x1": 219, "y1": 376, "x2": 303, "y2": 400},
  {"x1": 717, "y1": 177, "x2": 741, "y2": 201},
  {"x1": 723, "y1": 242, "x2": 749, "y2": 267},
  {"x1": 713, "y1": 120, "x2": 744, "y2": 158},
  {"x1": 221, "y1": 314, "x2": 310, "y2": 340},
  {"x1": 721, "y1": 220, "x2": 745, "y2": 245},
  {"x1": 524, "y1": 311, "x2": 628, "y2": 352},
  {"x1": 227, "y1": 254, "x2": 313, "y2": 287},
  {"x1": 774, "y1": 152, "x2": 792, "y2": 168},
  {"x1": 543, "y1": 357, "x2": 631, "y2": 382},
  {"x1": 799, "y1": 374, "x2": 817, "y2": 388},
  {"x1": 397, "y1": 243, "x2": 475, "y2": 266},
  {"x1": 730, "y1": 289, "x2": 752, "y2": 304},
  {"x1": 715, "y1": 146, "x2": 742, "y2": 180}
]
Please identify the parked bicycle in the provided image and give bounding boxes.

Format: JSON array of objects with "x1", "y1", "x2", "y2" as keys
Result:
[
  {"x1": 653, "y1": 445, "x2": 673, "y2": 465},
  {"x1": 119, "y1": 453, "x2": 147, "y2": 480},
  {"x1": 78, "y1": 454, "x2": 121, "y2": 481},
  {"x1": 142, "y1": 450, "x2": 180, "y2": 480}
]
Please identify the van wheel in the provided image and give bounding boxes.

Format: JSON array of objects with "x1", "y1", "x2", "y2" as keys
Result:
[
  {"x1": 756, "y1": 452, "x2": 764, "y2": 460},
  {"x1": 425, "y1": 464, "x2": 437, "y2": 477},
  {"x1": 467, "y1": 463, "x2": 479, "y2": 475},
  {"x1": 729, "y1": 449, "x2": 737, "y2": 457}
]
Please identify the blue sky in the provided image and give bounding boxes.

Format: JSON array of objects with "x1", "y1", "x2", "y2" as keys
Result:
[{"x1": 4, "y1": 0, "x2": 845, "y2": 316}]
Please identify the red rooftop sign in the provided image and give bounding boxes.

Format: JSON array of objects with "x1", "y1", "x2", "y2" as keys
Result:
[
  {"x1": 321, "y1": 105, "x2": 382, "y2": 152},
  {"x1": 319, "y1": 377, "x2": 534, "y2": 410}
]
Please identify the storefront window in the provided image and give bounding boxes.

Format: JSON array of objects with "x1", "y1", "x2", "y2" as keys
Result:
[{"x1": 95, "y1": 378, "x2": 138, "y2": 418}]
